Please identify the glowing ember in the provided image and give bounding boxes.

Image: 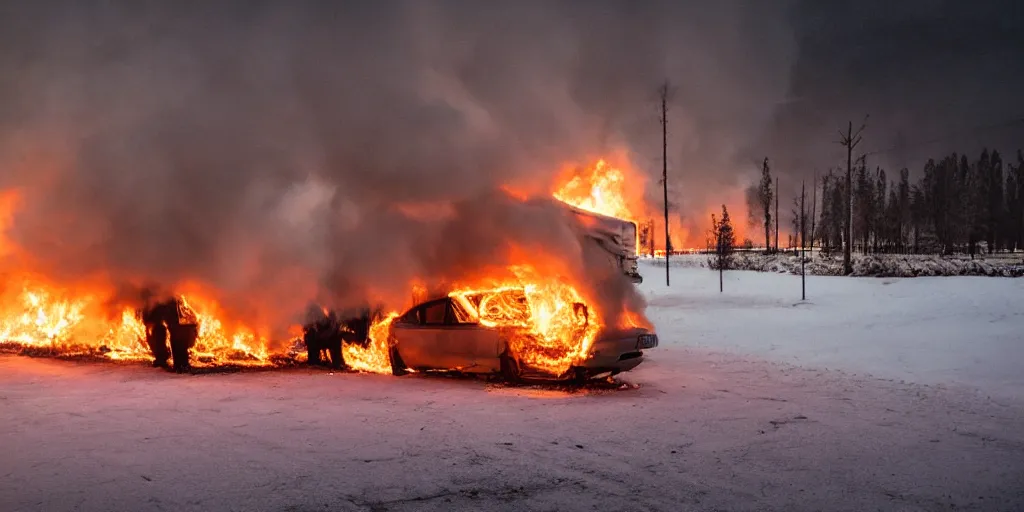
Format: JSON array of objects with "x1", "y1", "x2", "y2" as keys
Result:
[{"x1": 449, "y1": 265, "x2": 600, "y2": 376}]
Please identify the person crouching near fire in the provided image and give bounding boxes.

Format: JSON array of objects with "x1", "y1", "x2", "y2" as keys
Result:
[
  {"x1": 302, "y1": 303, "x2": 344, "y2": 369},
  {"x1": 139, "y1": 291, "x2": 199, "y2": 373}
]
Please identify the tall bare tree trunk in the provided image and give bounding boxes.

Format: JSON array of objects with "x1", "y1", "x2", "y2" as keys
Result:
[
  {"x1": 801, "y1": 180, "x2": 807, "y2": 301},
  {"x1": 810, "y1": 171, "x2": 817, "y2": 252},
  {"x1": 659, "y1": 82, "x2": 670, "y2": 286},
  {"x1": 838, "y1": 120, "x2": 865, "y2": 275},
  {"x1": 774, "y1": 178, "x2": 779, "y2": 252}
]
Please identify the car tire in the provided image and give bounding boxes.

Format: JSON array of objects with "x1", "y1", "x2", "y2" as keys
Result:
[
  {"x1": 389, "y1": 346, "x2": 408, "y2": 376},
  {"x1": 499, "y1": 352, "x2": 522, "y2": 384}
]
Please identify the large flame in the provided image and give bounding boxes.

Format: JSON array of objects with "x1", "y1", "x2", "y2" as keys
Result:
[
  {"x1": 179, "y1": 295, "x2": 271, "y2": 364},
  {"x1": 553, "y1": 159, "x2": 635, "y2": 222},
  {"x1": 1, "y1": 157, "x2": 649, "y2": 375},
  {"x1": 330, "y1": 265, "x2": 604, "y2": 378},
  {"x1": 449, "y1": 265, "x2": 599, "y2": 376},
  {"x1": 552, "y1": 157, "x2": 755, "y2": 251},
  {"x1": 0, "y1": 268, "x2": 609, "y2": 377},
  {"x1": 342, "y1": 311, "x2": 399, "y2": 374},
  {"x1": 0, "y1": 276, "x2": 275, "y2": 366}
]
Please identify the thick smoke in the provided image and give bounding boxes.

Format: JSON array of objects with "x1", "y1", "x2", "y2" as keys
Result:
[{"x1": 0, "y1": 1, "x2": 798, "y2": 335}]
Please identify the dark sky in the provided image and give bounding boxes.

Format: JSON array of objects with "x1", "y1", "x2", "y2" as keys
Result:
[{"x1": 759, "y1": 0, "x2": 1024, "y2": 183}]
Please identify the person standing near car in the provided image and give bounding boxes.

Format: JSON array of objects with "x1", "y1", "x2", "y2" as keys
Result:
[{"x1": 302, "y1": 303, "x2": 343, "y2": 369}]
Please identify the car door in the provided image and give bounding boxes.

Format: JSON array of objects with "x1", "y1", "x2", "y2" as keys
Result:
[
  {"x1": 443, "y1": 299, "x2": 502, "y2": 373},
  {"x1": 392, "y1": 299, "x2": 451, "y2": 370},
  {"x1": 393, "y1": 298, "x2": 501, "y2": 372}
]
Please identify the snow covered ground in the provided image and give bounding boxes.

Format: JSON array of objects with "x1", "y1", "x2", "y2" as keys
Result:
[
  {"x1": 639, "y1": 260, "x2": 1024, "y2": 402},
  {"x1": 2, "y1": 264, "x2": 1024, "y2": 512},
  {"x1": 654, "y1": 252, "x2": 1024, "y2": 277}
]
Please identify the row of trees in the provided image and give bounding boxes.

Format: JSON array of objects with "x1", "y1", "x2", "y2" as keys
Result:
[
  {"x1": 815, "y1": 149, "x2": 1024, "y2": 256},
  {"x1": 745, "y1": 148, "x2": 1024, "y2": 258},
  {"x1": 637, "y1": 147, "x2": 1024, "y2": 265}
]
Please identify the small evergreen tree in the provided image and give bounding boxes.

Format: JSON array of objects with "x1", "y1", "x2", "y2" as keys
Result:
[{"x1": 707, "y1": 205, "x2": 736, "y2": 292}]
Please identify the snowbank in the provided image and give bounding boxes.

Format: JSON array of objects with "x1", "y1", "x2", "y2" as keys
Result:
[{"x1": 645, "y1": 252, "x2": 1024, "y2": 277}]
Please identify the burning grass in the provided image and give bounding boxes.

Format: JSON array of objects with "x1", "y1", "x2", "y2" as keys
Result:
[{"x1": 0, "y1": 276, "x2": 277, "y2": 367}]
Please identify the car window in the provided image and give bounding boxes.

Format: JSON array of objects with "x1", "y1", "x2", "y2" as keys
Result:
[
  {"x1": 397, "y1": 307, "x2": 420, "y2": 325},
  {"x1": 448, "y1": 299, "x2": 476, "y2": 325},
  {"x1": 422, "y1": 300, "x2": 446, "y2": 325}
]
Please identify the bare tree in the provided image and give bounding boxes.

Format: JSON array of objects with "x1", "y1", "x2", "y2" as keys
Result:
[
  {"x1": 810, "y1": 171, "x2": 818, "y2": 252},
  {"x1": 800, "y1": 180, "x2": 807, "y2": 300},
  {"x1": 747, "y1": 157, "x2": 773, "y2": 253},
  {"x1": 659, "y1": 81, "x2": 671, "y2": 285},
  {"x1": 774, "y1": 176, "x2": 779, "y2": 252},
  {"x1": 837, "y1": 119, "x2": 867, "y2": 275}
]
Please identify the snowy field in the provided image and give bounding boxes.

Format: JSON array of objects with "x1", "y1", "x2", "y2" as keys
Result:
[
  {"x1": 640, "y1": 260, "x2": 1024, "y2": 402},
  {"x1": 652, "y1": 252, "x2": 1024, "y2": 277},
  {"x1": 2, "y1": 264, "x2": 1024, "y2": 512}
]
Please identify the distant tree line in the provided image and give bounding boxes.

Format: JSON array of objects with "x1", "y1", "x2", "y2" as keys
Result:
[
  {"x1": 638, "y1": 148, "x2": 1024, "y2": 259},
  {"x1": 816, "y1": 149, "x2": 1024, "y2": 256}
]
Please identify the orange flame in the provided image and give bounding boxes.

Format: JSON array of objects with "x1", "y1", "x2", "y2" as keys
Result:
[
  {"x1": 178, "y1": 295, "x2": 270, "y2": 364},
  {"x1": 449, "y1": 265, "x2": 599, "y2": 376},
  {"x1": 553, "y1": 159, "x2": 635, "y2": 222},
  {"x1": 0, "y1": 276, "x2": 275, "y2": 366},
  {"x1": 342, "y1": 311, "x2": 399, "y2": 374},
  {"x1": 551, "y1": 157, "x2": 756, "y2": 251},
  {"x1": 1, "y1": 155, "x2": 659, "y2": 375}
]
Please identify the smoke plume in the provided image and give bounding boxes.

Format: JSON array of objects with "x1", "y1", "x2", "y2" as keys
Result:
[{"x1": 0, "y1": 1, "x2": 799, "y2": 335}]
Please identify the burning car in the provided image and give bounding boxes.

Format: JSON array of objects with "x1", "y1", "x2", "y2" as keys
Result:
[{"x1": 385, "y1": 284, "x2": 658, "y2": 382}]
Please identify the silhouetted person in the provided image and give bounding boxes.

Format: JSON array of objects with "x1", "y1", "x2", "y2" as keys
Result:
[
  {"x1": 140, "y1": 302, "x2": 172, "y2": 369},
  {"x1": 139, "y1": 294, "x2": 198, "y2": 373},
  {"x1": 166, "y1": 300, "x2": 199, "y2": 373},
  {"x1": 303, "y1": 304, "x2": 343, "y2": 369},
  {"x1": 338, "y1": 308, "x2": 364, "y2": 345}
]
